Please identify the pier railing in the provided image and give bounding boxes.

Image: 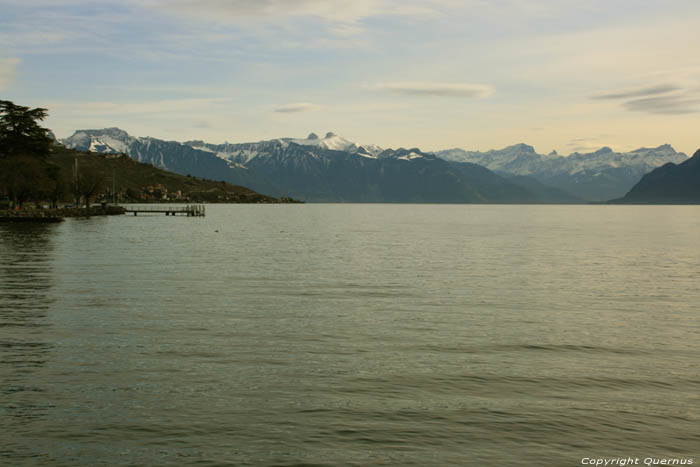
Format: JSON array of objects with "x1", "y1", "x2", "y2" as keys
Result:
[{"x1": 122, "y1": 204, "x2": 205, "y2": 217}]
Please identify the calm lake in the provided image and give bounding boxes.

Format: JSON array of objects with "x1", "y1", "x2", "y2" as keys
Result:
[{"x1": 1, "y1": 204, "x2": 699, "y2": 466}]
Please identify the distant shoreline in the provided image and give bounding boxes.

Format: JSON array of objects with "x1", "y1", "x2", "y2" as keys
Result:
[
  {"x1": 0, "y1": 199, "x2": 307, "y2": 222},
  {"x1": 0, "y1": 205, "x2": 126, "y2": 222}
]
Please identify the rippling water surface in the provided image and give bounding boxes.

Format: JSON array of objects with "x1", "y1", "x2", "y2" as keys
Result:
[{"x1": 1, "y1": 205, "x2": 699, "y2": 466}]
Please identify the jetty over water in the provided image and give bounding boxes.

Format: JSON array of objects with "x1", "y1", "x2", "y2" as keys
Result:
[{"x1": 123, "y1": 204, "x2": 206, "y2": 217}]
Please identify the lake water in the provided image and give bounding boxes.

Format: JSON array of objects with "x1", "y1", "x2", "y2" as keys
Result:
[{"x1": 1, "y1": 204, "x2": 699, "y2": 466}]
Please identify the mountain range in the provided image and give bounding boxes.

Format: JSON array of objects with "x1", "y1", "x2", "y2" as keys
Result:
[
  {"x1": 61, "y1": 129, "x2": 688, "y2": 203},
  {"x1": 434, "y1": 144, "x2": 687, "y2": 201},
  {"x1": 611, "y1": 148, "x2": 700, "y2": 204}
]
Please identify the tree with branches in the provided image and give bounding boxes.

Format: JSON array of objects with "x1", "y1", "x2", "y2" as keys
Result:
[
  {"x1": 0, "y1": 100, "x2": 60, "y2": 208},
  {"x1": 0, "y1": 100, "x2": 53, "y2": 159}
]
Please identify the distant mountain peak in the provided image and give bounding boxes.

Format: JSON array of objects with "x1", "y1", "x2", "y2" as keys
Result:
[
  {"x1": 434, "y1": 141, "x2": 688, "y2": 201},
  {"x1": 615, "y1": 146, "x2": 700, "y2": 203},
  {"x1": 630, "y1": 144, "x2": 676, "y2": 154},
  {"x1": 279, "y1": 132, "x2": 383, "y2": 156},
  {"x1": 505, "y1": 143, "x2": 536, "y2": 153},
  {"x1": 62, "y1": 127, "x2": 136, "y2": 154},
  {"x1": 86, "y1": 127, "x2": 131, "y2": 139}
]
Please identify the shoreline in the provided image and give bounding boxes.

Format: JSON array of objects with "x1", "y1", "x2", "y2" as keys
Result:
[{"x1": 0, "y1": 205, "x2": 127, "y2": 222}]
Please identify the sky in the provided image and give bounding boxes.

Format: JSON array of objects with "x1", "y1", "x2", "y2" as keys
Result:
[{"x1": 2, "y1": 0, "x2": 700, "y2": 155}]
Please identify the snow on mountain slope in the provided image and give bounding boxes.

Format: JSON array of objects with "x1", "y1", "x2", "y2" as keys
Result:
[
  {"x1": 435, "y1": 144, "x2": 687, "y2": 177},
  {"x1": 281, "y1": 132, "x2": 383, "y2": 156},
  {"x1": 61, "y1": 128, "x2": 242, "y2": 179},
  {"x1": 63, "y1": 128, "x2": 137, "y2": 154},
  {"x1": 61, "y1": 127, "x2": 687, "y2": 202},
  {"x1": 434, "y1": 143, "x2": 688, "y2": 201},
  {"x1": 183, "y1": 132, "x2": 384, "y2": 166},
  {"x1": 397, "y1": 152, "x2": 424, "y2": 161}
]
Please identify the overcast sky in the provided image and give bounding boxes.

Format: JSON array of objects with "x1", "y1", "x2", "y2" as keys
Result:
[{"x1": 2, "y1": 0, "x2": 700, "y2": 155}]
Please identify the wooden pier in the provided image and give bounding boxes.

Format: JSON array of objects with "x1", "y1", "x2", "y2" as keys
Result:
[{"x1": 123, "y1": 204, "x2": 206, "y2": 217}]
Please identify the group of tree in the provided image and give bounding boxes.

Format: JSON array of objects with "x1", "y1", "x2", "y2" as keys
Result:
[{"x1": 0, "y1": 100, "x2": 103, "y2": 208}]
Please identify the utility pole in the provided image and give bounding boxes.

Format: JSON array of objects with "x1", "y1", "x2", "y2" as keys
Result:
[
  {"x1": 113, "y1": 169, "x2": 116, "y2": 204},
  {"x1": 73, "y1": 157, "x2": 78, "y2": 206}
]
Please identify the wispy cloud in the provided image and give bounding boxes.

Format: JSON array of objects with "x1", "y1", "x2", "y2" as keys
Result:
[
  {"x1": 193, "y1": 120, "x2": 213, "y2": 128},
  {"x1": 371, "y1": 82, "x2": 494, "y2": 98},
  {"x1": 591, "y1": 84, "x2": 680, "y2": 100},
  {"x1": 591, "y1": 83, "x2": 700, "y2": 115},
  {"x1": 623, "y1": 94, "x2": 700, "y2": 115},
  {"x1": 566, "y1": 135, "x2": 619, "y2": 153},
  {"x1": 147, "y1": 0, "x2": 441, "y2": 24},
  {"x1": 47, "y1": 97, "x2": 230, "y2": 116},
  {"x1": 274, "y1": 102, "x2": 321, "y2": 113},
  {"x1": 134, "y1": 0, "x2": 449, "y2": 42},
  {"x1": 0, "y1": 58, "x2": 20, "y2": 91},
  {"x1": 0, "y1": 30, "x2": 69, "y2": 49}
]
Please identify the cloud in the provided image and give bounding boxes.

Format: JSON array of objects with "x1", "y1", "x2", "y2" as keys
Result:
[
  {"x1": 0, "y1": 30, "x2": 69, "y2": 49},
  {"x1": 193, "y1": 120, "x2": 213, "y2": 128},
  {"x1": 623, "y1": 94, "x2": 700, "y2": 115},
  {"x1": 273, "y1": 102, "x2": 321, "y2": 113},
  {"x1": 591, "y1": 84, "x2": 681, "y2": 100},
  {"x1": 48, "y1": 97, "x2": 230, "y2": 116},
  {"x1": 565, "y1": 135, "x2": 619, "y2": 153},
  {"x1": 591, "y1": 83, "x2": 700, "y2": 115},
  {"x1": 371, "y1": 82, "x2": 494, "y2": 98},
  {"x1": 0, "y1": 58, "x2": 20, "y2": 91},
  {"x1": 146, "y1": 0, "x2": 440, "y2": 25}
]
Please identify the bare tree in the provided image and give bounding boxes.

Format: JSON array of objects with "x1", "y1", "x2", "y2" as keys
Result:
[
  {"x1": 46, "y1": 164, "x2": 67, "y2": 208},
  {"x1": 72, "y1": 162, "x2": 104, "y2": 208}
]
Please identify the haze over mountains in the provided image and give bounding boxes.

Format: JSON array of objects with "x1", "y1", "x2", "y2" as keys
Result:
[{"x1": 62, "y1": 128, "x2": 688, "y2": 203}]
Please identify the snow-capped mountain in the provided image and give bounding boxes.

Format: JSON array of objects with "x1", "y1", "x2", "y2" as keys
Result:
[
  {"x1": 287, "y1": 132, "x2": 383, "y2": 156},
  {"x1": 435, "y1": 144, "x2": 687, "y2": 201},
  {"x1": 61, "y1": 127, "x2": 686, "y2": 202},
  {"x1": 61, "y1": 128, "x2": 550, "y2": 202},
  {"x1": 614, "y1": 148, "x2": 700, "y2": 203},
  {"x1": 184, "y1": 131, "x2": 383, "y2": 167},
  {"x1": 182, "y1": 137, "x2": 535, "y2": 202},
  {"x1": 63, "y1": 128, "x2": 136, "y2": 154},
  {"x1": 62, "y1": 128, "x2": 244, "y2": 184},
  {"x1": 436, "y1": 143, "x2": 553, "y2": 175}
]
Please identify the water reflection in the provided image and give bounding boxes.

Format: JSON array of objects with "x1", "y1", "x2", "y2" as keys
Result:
[
  {"x1": 0, "y1": 223, "x2": 57, "y2": 326},
  {"x1": 0, "y1": 223, "x2": 58, "y2": 461}
]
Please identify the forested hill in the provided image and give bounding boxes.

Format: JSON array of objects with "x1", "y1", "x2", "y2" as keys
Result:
[
  {"x1": 48, "y1": 146, "x2": 298, "y2": 204},
  {"x1": 1, "y1": 100, "x2": 295, "y2": 206}
]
